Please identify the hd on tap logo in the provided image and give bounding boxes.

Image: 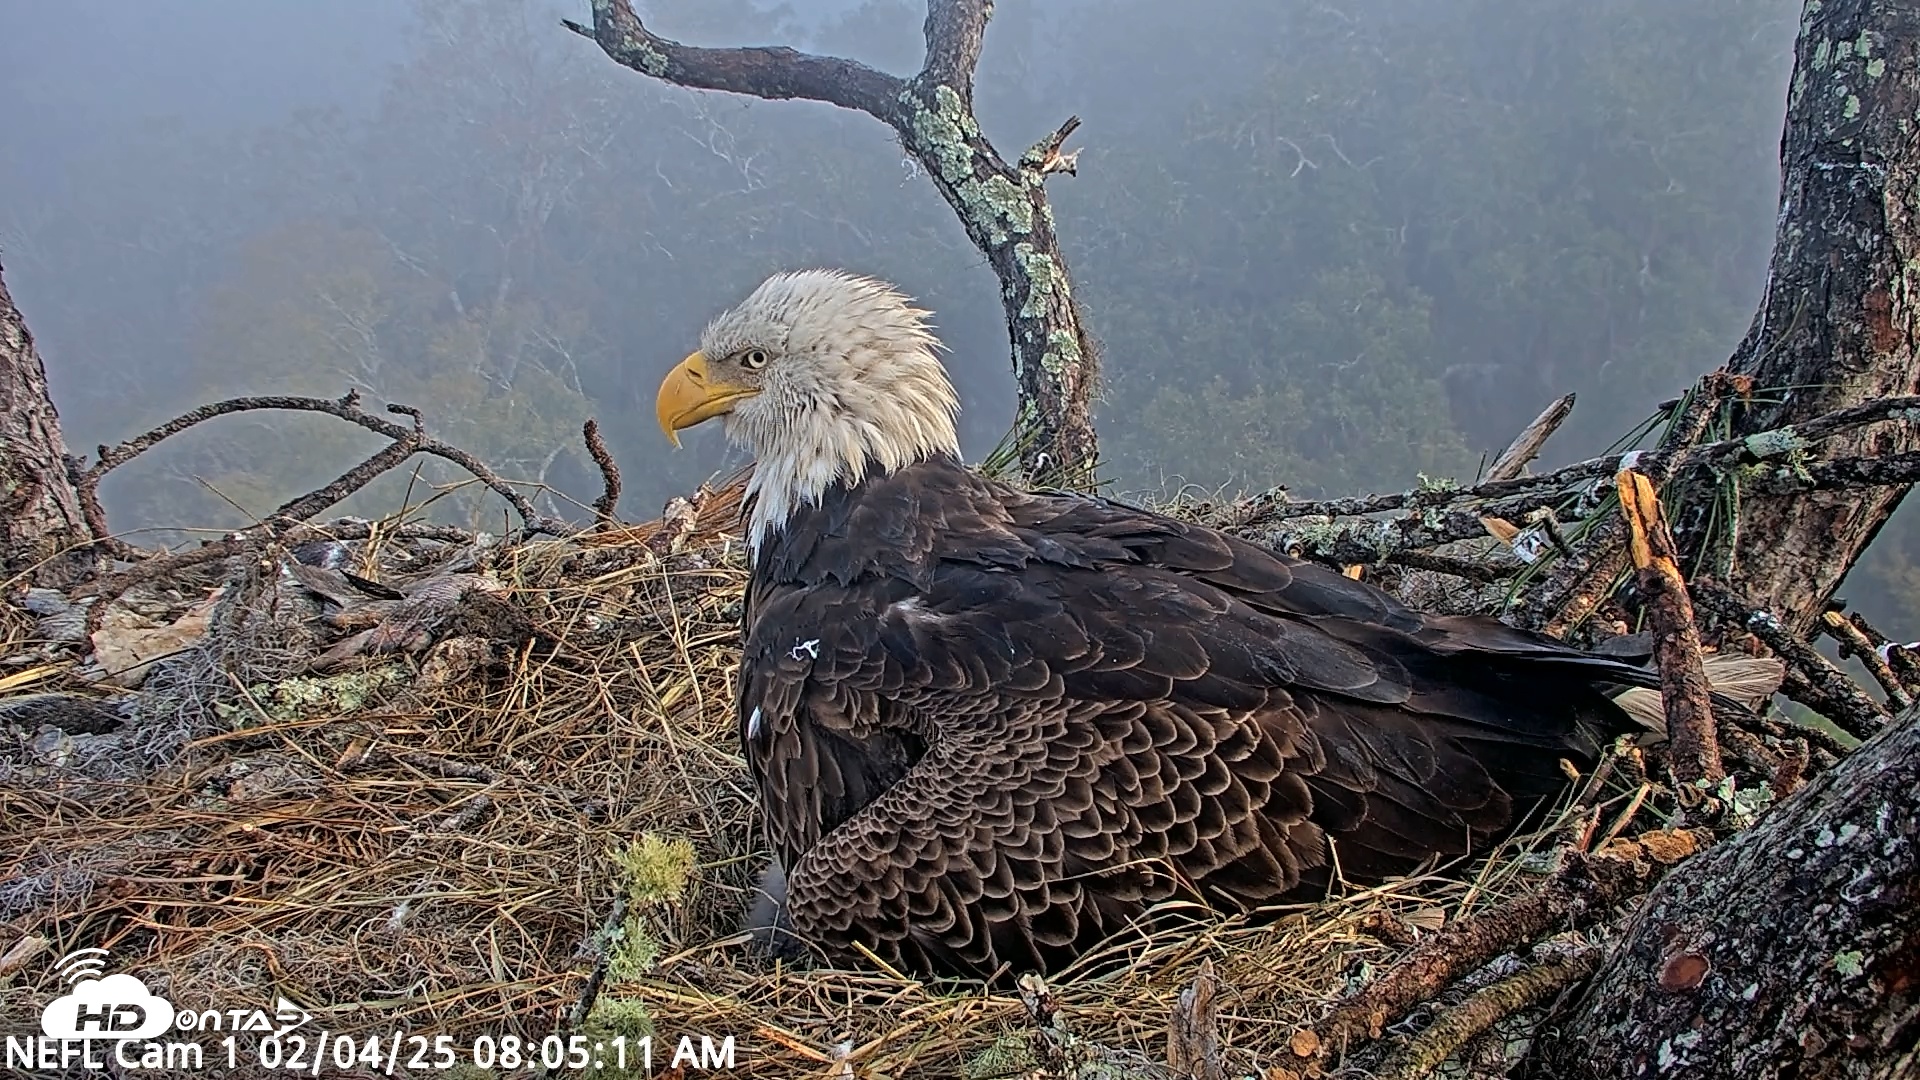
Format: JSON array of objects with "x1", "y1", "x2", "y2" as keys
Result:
[{"x1": 39, "y1": 948, "x2": 177, "y2": 1039}]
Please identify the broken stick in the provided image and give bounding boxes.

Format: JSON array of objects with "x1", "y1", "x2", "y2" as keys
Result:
[{"x1": 1617, "y1": 468, "x2": 1723, "y2": 785}]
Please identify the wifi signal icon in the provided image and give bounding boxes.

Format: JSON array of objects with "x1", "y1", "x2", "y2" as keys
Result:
[{"x1": 54, "y1": 948, "x2": 109, "y2": 986}]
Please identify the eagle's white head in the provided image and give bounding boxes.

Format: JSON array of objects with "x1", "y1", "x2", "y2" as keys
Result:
[{"x1": 656, "y1": 270, "x2": 961, "y2": 550}]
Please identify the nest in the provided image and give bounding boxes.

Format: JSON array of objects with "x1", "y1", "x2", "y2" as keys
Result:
[{"x1": 1, "y1": 488, "x2": 1625, "y2": 1080}]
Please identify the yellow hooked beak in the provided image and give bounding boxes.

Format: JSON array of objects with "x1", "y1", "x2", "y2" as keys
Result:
[{"x1": 656, "y1": 351, "x2": 760, "y2": 447}]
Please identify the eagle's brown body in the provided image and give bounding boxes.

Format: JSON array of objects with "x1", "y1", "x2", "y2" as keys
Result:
[{"x1": 740, "y1": 453, "x2": 1651, "y2": 978}]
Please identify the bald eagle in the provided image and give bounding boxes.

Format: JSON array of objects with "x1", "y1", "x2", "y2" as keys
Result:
[{"x1": 657, "y1": 270, "x2": 1661, "y2": 979}]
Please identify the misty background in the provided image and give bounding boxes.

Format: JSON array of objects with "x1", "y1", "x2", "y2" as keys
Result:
[{"x1": 9, "y1": 0, "x2": 1911, "y2": 630}]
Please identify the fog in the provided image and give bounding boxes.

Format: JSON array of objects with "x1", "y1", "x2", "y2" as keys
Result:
[{"x1": 1, "y1": 0, "x2": 1809, "y2": 550}]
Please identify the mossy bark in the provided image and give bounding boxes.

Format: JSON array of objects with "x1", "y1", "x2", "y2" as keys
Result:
[
  {"x1": 1680, "y1": 0, "x2": 1920, "y2": 635},
  {"x1": 1522, "y1": 703, "x2": 1920, "y2": 1080},
  {"x1": 0, "y1": 259, "x2": 93, "y2": 587}
]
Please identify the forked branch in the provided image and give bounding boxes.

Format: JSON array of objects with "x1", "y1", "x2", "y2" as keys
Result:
[
  {"x1": 77, "y1": 390, "x2": 575, "y2": 542},
  {"x1": 568, "y1": 0, "x2": 1100, "y2": 487}
]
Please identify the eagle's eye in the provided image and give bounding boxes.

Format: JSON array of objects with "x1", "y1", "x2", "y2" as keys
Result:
[{"x1": 741, "y1": 348, "x2": 770, "y2": 371}]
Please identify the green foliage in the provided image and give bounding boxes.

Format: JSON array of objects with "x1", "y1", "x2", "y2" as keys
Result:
[
  {"x1": 580, "y1": 997, "x2": 655, "y2": 1079},
  {"x1": 613, "y1": 833, "x2": 697, "y2": 909},
  {"x1": 602, "y1": 833, "x2": 697, "y2": 982}
]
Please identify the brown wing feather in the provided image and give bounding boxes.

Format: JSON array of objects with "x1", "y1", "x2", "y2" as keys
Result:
[{"x1": 741, "y1": 455, "x2": 1649, "y2": 978}]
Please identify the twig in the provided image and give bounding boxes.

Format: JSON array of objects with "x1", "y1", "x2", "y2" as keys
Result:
[
  {"x1": 1294, "y1": 836, "x2": 1701, "y2": 1062},
  {"x1": 269, "y1": 434, "x2": 421, "y2": 526},
  {"x1": 392, "y1": 750, "x2": 500, "y2": 784},
  {"x1": 1021, "y1": 115, "x2": 1083, "y2": 176},
  {"x1": 1531, "y1": 372, "x2": 1740, "y2": 636},
  {"x1": 77, "y1": 391, "x2": 575, "y2": 541},
  {"x1": 1692, "y1": 581, "x2": 1889, "y2": 739},
  {"x1": 1617, "y1": 469, "x2": 1722, "y2": 784},
  {"x1": 1167, "y1": 959, "x2": 1224, "y2": 1080},
  {"x1": 1242, "y1": 373, "x2": 1907, "y2": 530},
  {"x1": 1374, "y1": 950, "x2": 1598, "y2": 1080},
  {"x1": 1820, "y1": 611, "x2": 1913, "y2": 711},
  {"x1": 1844, "y1": 611, "x2": 1920, "y2": 691},
  {"x1": 1485, "y1": 393, "x2": 1577, "y2": 482},
  {"x1": 582, "y1": 419, "x2": 623, "y2": 526},
  {"x1": 1384, "y1": 550, "x2": 1523, "y2": 584},
  {"x1": 538, "y1": 894, "x2": 630, "y2": 1080}
]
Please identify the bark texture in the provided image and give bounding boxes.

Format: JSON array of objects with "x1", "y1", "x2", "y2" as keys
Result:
[
  {"x1": 0, "y1": 259, "x2": 92, "y2": 587},
  {"x1": 1524, "y1": 704, "x2": 1920, "y2": 1080},
  {"x1": 1690, "y1": 0, "x2": 1920, "y2": 634},
  {"x1": 568, "y1": 0, "x2": 1100, "y2": 487}
]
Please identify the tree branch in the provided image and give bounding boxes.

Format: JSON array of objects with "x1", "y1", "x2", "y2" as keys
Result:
[
  {"x1": 1376, "y1": 950, "x2": 1598, "y2": 1080},
  {"x1": 1243, "y1": 391, "x2": 1920, "y2": 530},
  {"x1": 582, "y1": 418, "x2": 622, "y2": 526},
  {"x1": 1819, "y1": 610, "x2": 1913, "y2": 711},
  {"x1": 1486, "y1": 393, "x2": 1577, "y2": 482},
  {"x1": 570, "y1": 0, "x2": 1101, "y2": 486},
  {"x1": 1295, "y1": 834, "x2": 1701, "y2": 1064},
  {"x1": 920, "y1": 0, "x2": 991, "y2": 91},
  {"x1": 562, "y1": 0, "x2": 904, "y2": 121},
  {"x1": 1691, "y1": 580, "x2": 1890, "y2": 740},
  {"x1": 77, "y1": 390, "x2": 574, "y2": 540}
]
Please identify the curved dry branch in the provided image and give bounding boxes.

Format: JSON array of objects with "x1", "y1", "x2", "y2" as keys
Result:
[
  {"x1": 582, "y1": 418, "x2": 623, "y2": 526},
  {"x1": 78, "y1": 390, "x2": 575, "y2": 541}
]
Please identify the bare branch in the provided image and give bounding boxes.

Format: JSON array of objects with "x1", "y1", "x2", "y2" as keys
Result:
[
  {"x1": 1295, "y1": 835, "x2": 1699, "y2": 1064},
  {"x1": 1485, "y1": 393, "x2": 1576, "y2": 482},
  {"x1": 1818, "y1": 610, "x2": 1913, "y2": 711},
  {"x1": 570, "y1": 0, "x2": 1101, "y2": 486},
  {"x1": 564, "y1": 0, "x2": 904, "y2": 121},
  {"x1": 1692, "y1": 580, "x2": 1890, "y2": 740},
  {"x1": 583, "y1": 418, "x2": 622, "y2": 526},
  {"x1": 1243, "y1": 384, "x2": 1908, "y2": 530},
  {"x1": 78, "y1": 391, "x2": 574, "y2": 540},
  {"x1": 1375, "y1": 950, "x2": 1598, "y2": 1080},
  {"x1": 269, "y1": 436, "x2": 421, "y2": 526}
]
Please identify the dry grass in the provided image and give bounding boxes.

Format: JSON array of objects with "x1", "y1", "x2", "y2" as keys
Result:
[{"x1": 0, "y1": 487, "x2": 1608, "y2": 1079}]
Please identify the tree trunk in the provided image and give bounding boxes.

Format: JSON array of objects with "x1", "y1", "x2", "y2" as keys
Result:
[
  {"x1": 1682, "y1": 0, "x2": 1920, "y2": 635},
  {"x1": 1522, "y1": 703, "x2": 1920, "y2": 1080},
  {"x1": 0, "y1": 259, "x2": 93, "y2": 588}
]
